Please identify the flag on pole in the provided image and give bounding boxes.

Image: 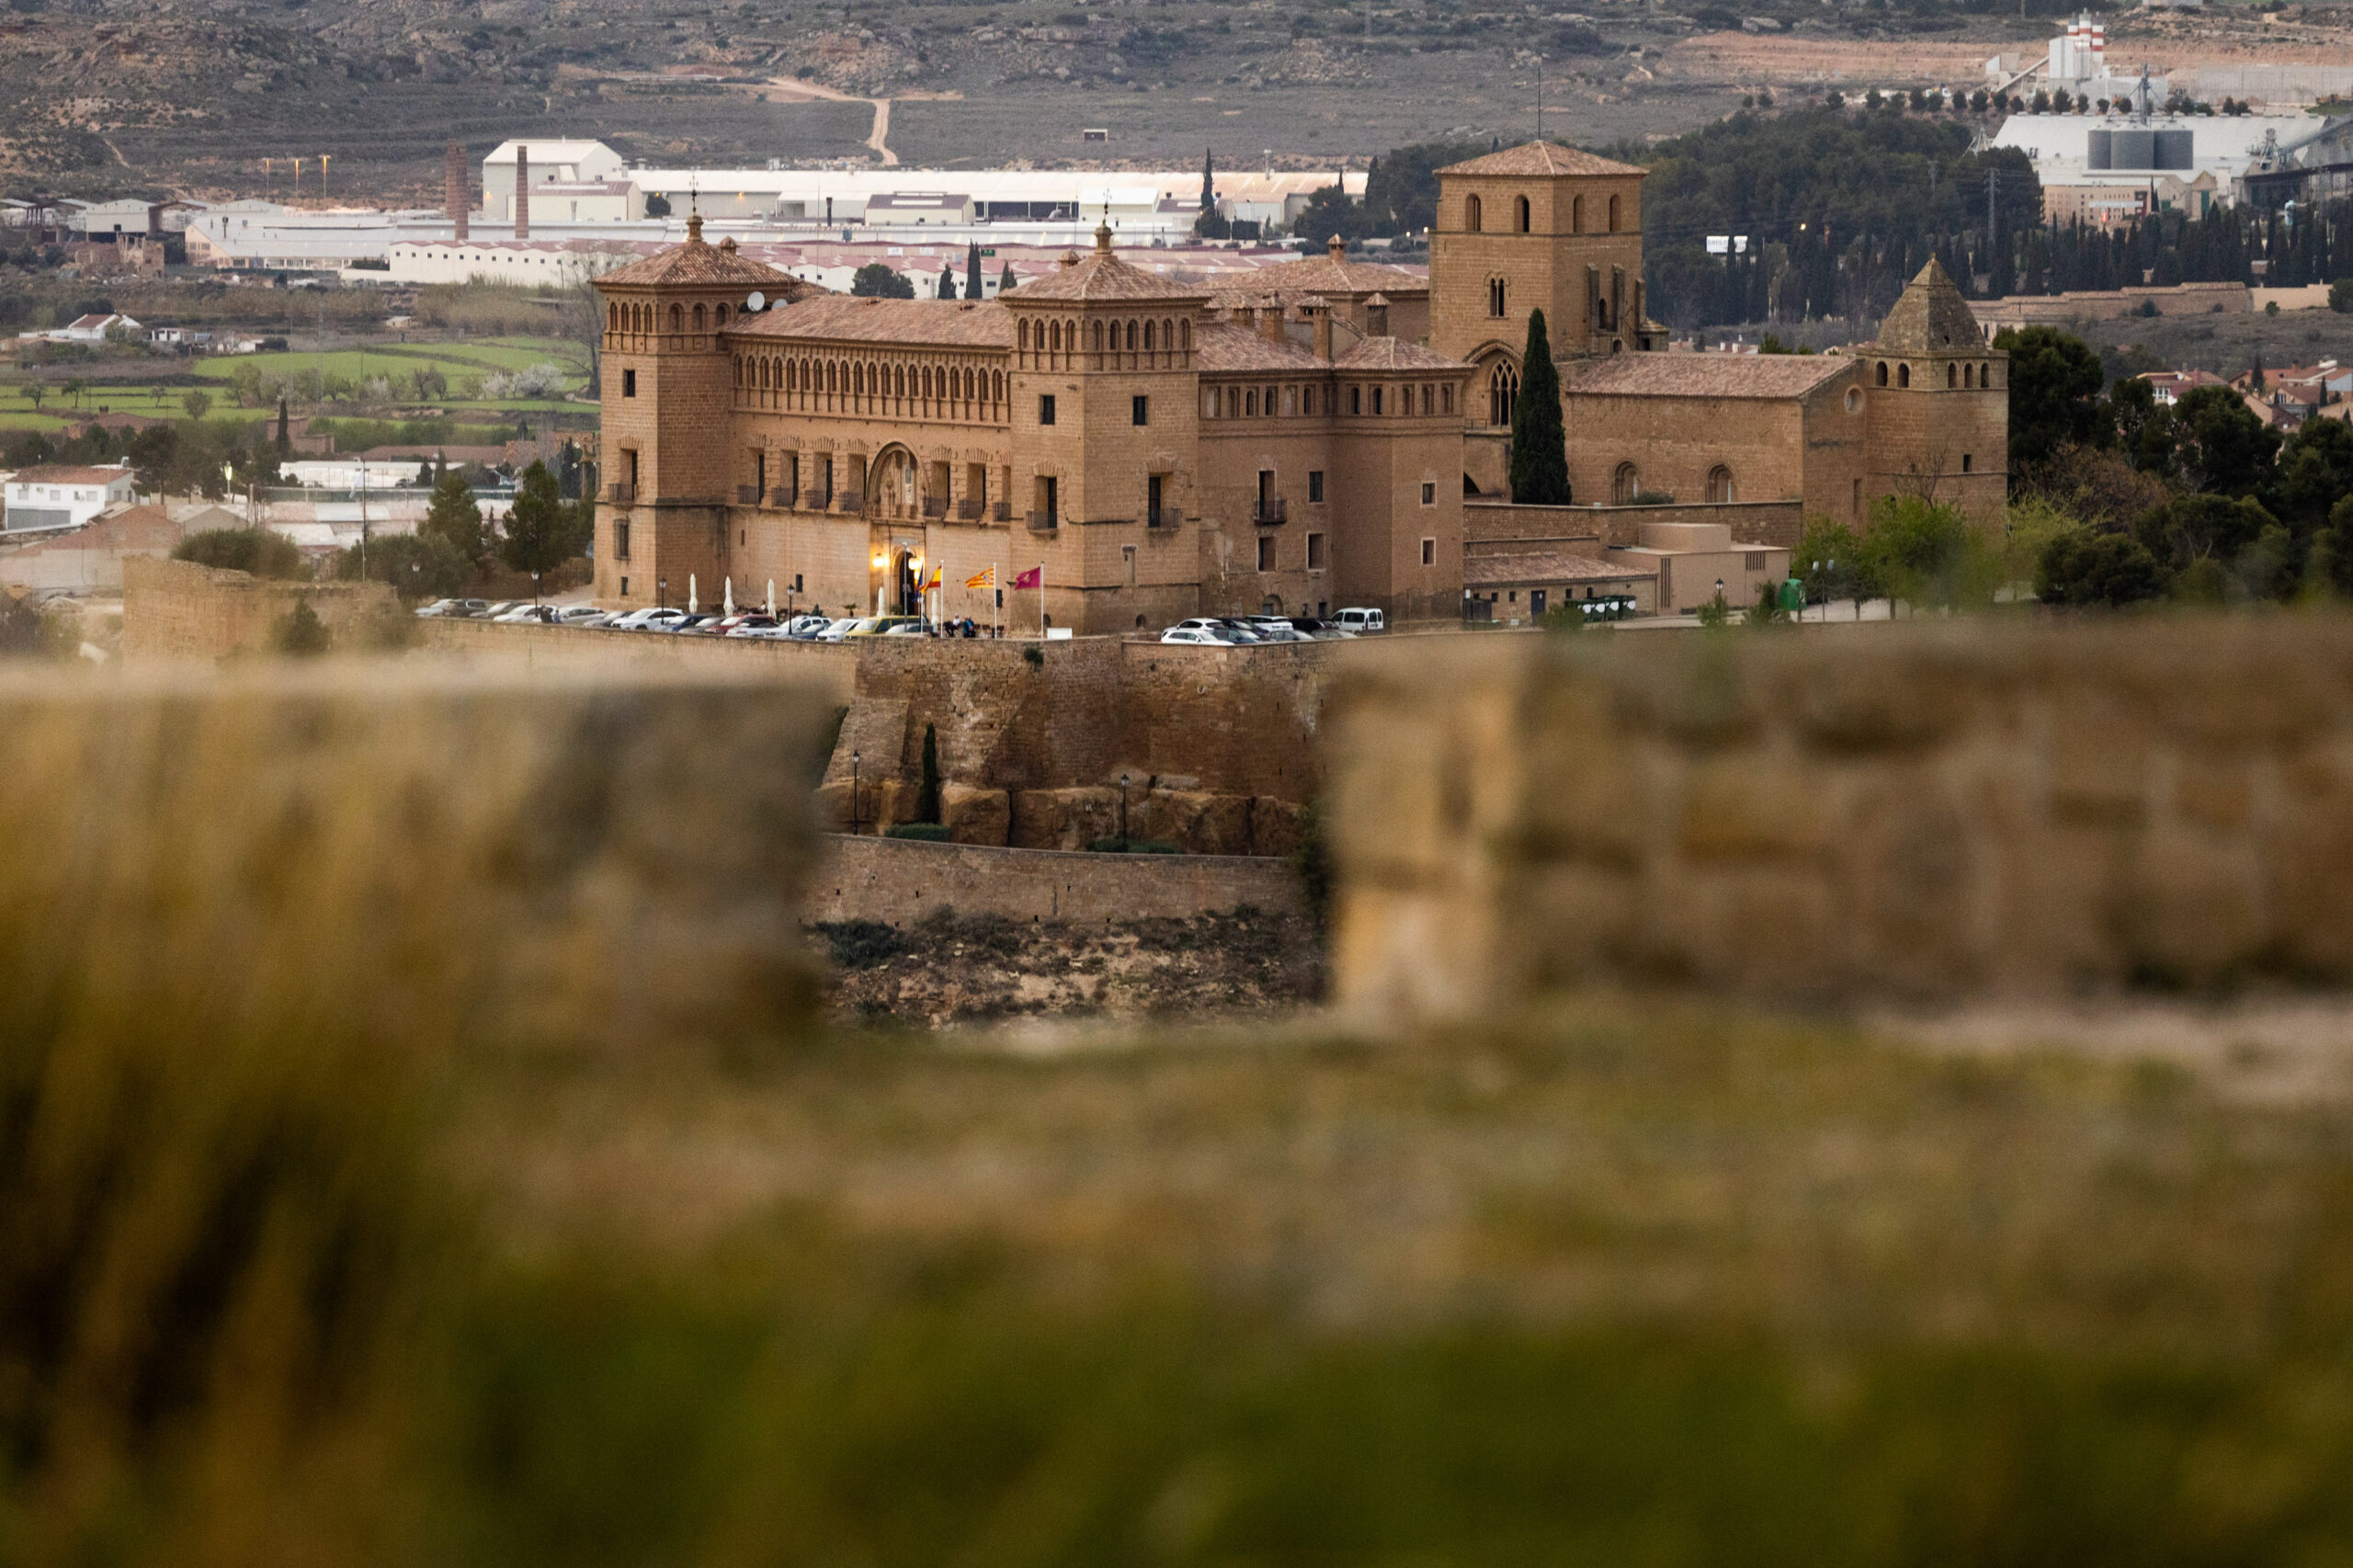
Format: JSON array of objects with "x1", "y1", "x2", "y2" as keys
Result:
[
  {"x1": 966, "y1": 566, "x2": 995, "y2": 590},
  {"x1": 923, "y1": 563, "x2": 942, "y2": 591},
  {"x1": 1012, "y1": 566, "x2": 1041, "y2": 590}
]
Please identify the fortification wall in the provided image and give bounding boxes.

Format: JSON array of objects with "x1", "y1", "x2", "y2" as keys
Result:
[
  {"x1": 810, "y1": 833, "x2": 1301, "y2": 925},
  {"x1": 1329, "y1": 619, "x2": 2353, "y2": 1017},
  {"x1": 416, "y1": 618, "x2": 859, "y2": 700},
  {"x1": 123, "y1": 556, "x2": 400, "y2": 662}
]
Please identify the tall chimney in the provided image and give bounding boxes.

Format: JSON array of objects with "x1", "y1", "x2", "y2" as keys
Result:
[
  {"x1": 446, "y1": 142, "x2": 468, "y2": 244},
  {"x1": 1307, "y1": 296, "x2": 1333, "y2": 362},
  {"x1": 1257, "y1": 297, "x2": 1285, "y2": 344},
  {"x1": 1366, "y1": 291, "x2": 1390, "y2": 338},
  {"x1": 514, "y1": 143, "x2": 529, "y2": 240}
]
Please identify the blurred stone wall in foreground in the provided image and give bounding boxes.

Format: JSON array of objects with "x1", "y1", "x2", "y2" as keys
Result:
[
  {"x1": 1329, "y1": 619, "x2": 2353, "y2": 1018},
  {"x1": 0, "y1": 664, "x2": 835, "y2": 1050}
]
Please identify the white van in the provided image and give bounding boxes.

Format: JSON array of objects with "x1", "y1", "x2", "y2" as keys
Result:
[{"x1": 1336, "y1": 607, "x2": 1386, "y2": 634}]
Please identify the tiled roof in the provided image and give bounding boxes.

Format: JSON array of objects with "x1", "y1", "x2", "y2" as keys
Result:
[
  {"x1": 729, "y1": 295, "x2": 1016, "y2": 349},
  {"x1": 10, "y1": 465, "x2": 132, "y2": 486},
  {"x1": 1438, "y1": 142, "x2": 1647, "y2": 178},
  {"x1": 597, "y1": 216, "x2": 797, "y2": 288},
  {"x1": 1566, "y1": 352, "x2": 1851, "y2": 400},
  {"x1": 1000, "y1": 224, "x2": 1211, "y2": 302},
  {"x1": 1236, "y1": 237, "x2": 1430, "y2": 299},
  {"x1": 1871, "y1": 258, "x2": 1984, "y2": 354},
  {"x1": 1334, "y1": 337, "x2": 1466, "y2": 371},
  {"x1": 1194, "y1": 321, "x2": 1325, "y2": 372},
  {"x1": 1463, "y1": 548, "x2": 1651, "y2": 586}
]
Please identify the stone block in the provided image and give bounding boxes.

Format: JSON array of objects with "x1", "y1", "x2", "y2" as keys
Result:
[
  {"x1": 1249, "y1": 796, "x2": 1305, "y2": 858},
  {"x1": 1009, "y1": 787, "x2": 1119, "y2": 850},
  {"x1": 1676, "y1": 754, "x2": 1832, "y2": 862},
  {"x1": 1143, "y1": 789, "x2": 1252, "y2": 856},
  {"x1": 942, "y1": 782, "x2": 1010, "y2": 846},
  {"x1": 2115, "y1": 827, "x2": 2267, "y2": 986}
]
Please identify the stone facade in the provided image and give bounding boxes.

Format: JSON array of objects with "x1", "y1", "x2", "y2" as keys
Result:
[
  {"x1": 122, "y1": 556, "x2": 401, "y2": 662},
  {"x1": 810, "y1": 833, "x2": 1302, "y2": 925},
  {"x1": 597, "y1": 153, "x2": 2010, "y2": 630},
  {"x1": 1328, "y1": 619, "x2": 2353, "y2": 1018}
]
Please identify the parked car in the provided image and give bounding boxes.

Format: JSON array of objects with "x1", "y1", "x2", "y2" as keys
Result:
[
  {"x1": 479, "y1": 601, "x2": 524, "y2": 620},
  {"x1": 1336, "y1": 607, "x2": 1386, "y2": 634},
  {"x1": 1239, "y1": 617, "x2": 1312, "y2": 643},
  {"x1": 813, "y1": 617, "x2": 865, "y2": 642},
  {"x1": 1159, "y1": 627, "x2": 1224, "y2": 645},
  {"x1": 494, "y1": 605, "x2": 560, "y2": 625},
  {"x1": 553, "y1": 605, "x2": 608, "y2": 625},
  {"x1": 1286, "y1": 618, "x2": 1354, "y2": 640},
  {"x1": 784, "y1": 614, "x2": 835, "y2": 640},
  {"x1": 720, "y1": 615, "x2": 782, "y2": 638},
  {"x1": 662, "y1": 614, "x2": 726, "y2": 634},
  {"x1": 1170, "y1": 618, "x2": 1259, "y2": 644},
  {"x1": 611, "y1": 608, "x2": 687, "y2": 632},
  {"x1": 846, "y1": 616, "x2": 923, "y2": 638},
  {"x1": 878, "y1": 620, "x2": 932, "y2": 637},
  {"x1": 446, "y1": 599, "x2": 494, "y2": 619},
  {"x1": 413, "y1": 598, "x2": 460, "y2": 619}
]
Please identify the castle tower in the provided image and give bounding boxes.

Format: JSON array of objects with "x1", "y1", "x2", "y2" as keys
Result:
[
  {"x1": 1429, "y1": 142, "x2": 1656, "y2": 434},
  {"x1": 996, "y1": 222, "x2": 1209, "y2": 632},
  {"x1": 1860, "y1": 259, "x2": 2008, "y2": 529},
  {"x1": 589, "y1": 216, "x2": 790, "y2": 608}
]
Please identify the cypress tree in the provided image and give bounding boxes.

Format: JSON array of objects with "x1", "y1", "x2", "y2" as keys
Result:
[
  {"x1": 275, "y1": 396, "x2": 289, "y2": 456},
  {"x1": 999, "y1": 261, "x2": 1016, "y2": 296},
  {"x1": 938, "y1": 264, "x2": 957, "y2": 299},
  {"x1": 966, "y1": 239, "x2": 983, "y2": 300},
  {"x1": 1508, "y1": 309, "x2": 1571, "y2": 506},
  {"x1": 917, "y1": 723, "x2": 941, "y2": 824},
  {"x1": 1199, "y1": 148, "x2": 1214, "y2": 213}
]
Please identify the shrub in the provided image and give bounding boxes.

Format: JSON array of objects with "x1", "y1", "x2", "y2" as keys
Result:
[
  {"x1": 2038, "y1": 530, "x2": 2171, "y2": 608},
  {"x1": 274, "y1": 597, "x2": 331, "y2": 655},
  {"x1": 173, "y1": 526, "x2": 308, "y2": 580}
]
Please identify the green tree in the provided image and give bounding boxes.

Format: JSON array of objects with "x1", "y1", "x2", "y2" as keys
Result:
[
  {"x1": 1993, "y1": 327, "x2": 2107, "y2": 466},
  {"x1": 2268, "y1": 416, "x2": 2353, "y2": 534},
  {"x1": 643, "y1": 192, "x2": 671, "y2": 218},
  {"x1": 2039, "y1": 531, "x2": 2170, "y2": 608},
  {"x1": 916, "y1": 722, "x2": 941, "y2": 824},
  {"x1": 335, "y1": 529, "x2": 469, "y2": 600},
  {"x1": 274, "y1": 598, "x2": 330, "y2": 656},
  {"x1": 421, "y1": 468, "x2": 486, "y2": 569},
  {"x1": 1794, "y1": 517, "x2": 1863, "y2": 608},
  {"x1": 2166, "y1": 385, "x2": 2279, "y2": 497},
  {"x1": 2134, "y1": 492, "x2": 2277, "y2": 574},
  {"x1": 61, "y1": 378, "x2": 84, "y2": 411},
  {"x1": 275, "y1": 396, "x2": 290, "y2": 455},
  {"x1": 24, "y1": 382, "x2": 42, "y2": 415},
  {"x1": 173, "y1": 527, "x2": 307, "y2": 580},
  {"x1": 966, "y1": 240, "x2": 983, "y2": 301},
  {"x1": 850, "y1": 263, "x2": 915, "y2": 299},
  {"x1": 1507, "y1": 310, "x2": 1570, "y2": 505},
  {"x1": 937, "y1": 264, "x2": 957, "y2": 300},
  {"x1": 499, "y1": 460, "x2": 585, "y2": 577},
  {"x1": 1292, "y1": 184, "x2": 1369, "y2": 244},
  {"x1": 181, "y1": 389, "x2": 211, "y2": 423},
  {"x1": 1199, "y1": 146, "x2": 1214, "y2": 214},
  {"x1": 2331, "y1": 278, "x2": 2353, "y2": 313},
  {"x1": 1863, "y1": 495, "x2": 1995, "y2": 611},
  {"x1": 999, "y1": 261, "x2": 1016, "y2": 296}
]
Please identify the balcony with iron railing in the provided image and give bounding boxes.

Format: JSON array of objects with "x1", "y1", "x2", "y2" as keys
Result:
[
  {"x1": 768, "y1": 488, "x2": 797, "y2": 510},
  {"x1": 607, "y1": 482, "x2": 635, "y2": 505},
  {"x1": 1254, "y1": 495, "x2": 1287, "y2": 526},
  {"x1": 922, "y1": 496, "x2": 947, "y2": 519},
  {"x1": 956, "y1": 498, "x2": 983, "y2": 521},
  {"x1": 835, "y1": 492, "x2": 866, "y2": 516},
  {"x1": 736, "y1": 485, "x2": 759, "y2": 506},
  {"x1": 992, "y1": 502, "x2": 1012, "y2": 523},
  {"x1": 1027, "y1": 509, "x2": 1057, "y2": 532}
]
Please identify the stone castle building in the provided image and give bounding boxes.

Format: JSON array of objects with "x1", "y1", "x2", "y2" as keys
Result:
[{"x1": 591, "y1": 142, "x2": 2006, "y2": 629}]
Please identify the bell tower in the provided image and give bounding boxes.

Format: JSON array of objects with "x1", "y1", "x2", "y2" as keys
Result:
[
  {"x1": 591, "y1": 216, "x2": 790, "y2": 607},
  {"x1": 1861, "y1": 259, "x2": 2008, "y2": 530}
]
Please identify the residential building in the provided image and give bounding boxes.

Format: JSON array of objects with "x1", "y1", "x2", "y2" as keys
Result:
[{"x1": 3, "y1": 465, "x2": 137, "y2": 531}]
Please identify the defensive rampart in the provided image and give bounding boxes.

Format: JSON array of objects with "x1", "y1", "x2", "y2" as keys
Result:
[
  {"x1": 1329, "y1": 618, "x2": 2353, "y2": 1017},
  {"x1": 123, "y1": 556, "x2": 401, "y2": 661},
  {"x1": 809, "y1": 834, "x2": 1302, "y2": 925}
]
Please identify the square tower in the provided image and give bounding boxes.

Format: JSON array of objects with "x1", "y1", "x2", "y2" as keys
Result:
[
  {"x1": 1860, "y1": 259, "x2": 2008, "y2": 530},
  {"x1": 1430, "y1": 142, "x2": 1654, "y2": 432}
]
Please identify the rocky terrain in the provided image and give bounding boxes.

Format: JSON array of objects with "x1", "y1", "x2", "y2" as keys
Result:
[
  {"x1": 815, "y1": 906, "x2": 1324, "y2": 1028},
  {"x1": 3, "y1": 0, "x2": 2349, "y2": 203}
]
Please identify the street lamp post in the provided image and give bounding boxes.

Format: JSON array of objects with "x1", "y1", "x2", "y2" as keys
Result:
[
  {"x1": 850, "y1": 750, "x2": 861, "y2": 835},
  {"x1": 657, "y1": 575, "x2": 667, "y2": 610},
  {"x1": 532, "y1": 570, "x2": 541, "y2": 608}
]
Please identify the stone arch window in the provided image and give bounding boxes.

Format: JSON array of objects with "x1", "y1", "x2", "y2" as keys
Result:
[
  {"x1": 1442, "y1": 383, "x2": 1454, "y2": 415},
  {"x1": 1466, "y1": 193, "x2": 1483, "y2": 233},
  {"x1": 1515, "y1": 194, "x2": 1530, "y2": 233},
  {"x1": 994, "y1": 369, "x2": 1006, "y2": 400},
  {"x1": 692, "y1": 304, "x2": 706, "y2": 333},
  {"x1": 1981, "y1": 362, "x2": 1991, "y2": 385},
  {"x1": 1876, "y1": 361, "x2": 1889, "y2": 387},
  {"x1": 1488, "y1": 278, "x2": 1506, "y2": 318},
  {"x1": 1962, "y1": 363, "x2": 1973, "y2": 388},
  {"x1": 1897, "y1": 363, "x2": 1911, "y2": 388},
  {"x1": 733, "y1": 357, "x2": 743, "y2": 386},
  {"x1": 715, "y1": 303, "x2": 729, "y2": 326},
  {"x1": 1947, "y1": 363, "x2": 1958, "y2": 388},
  {"x1": 1124, "y1": 319, "x2": 1136, "y2": 350},
  {"x1": 1018, "y1": 319, "x2": 1030, "y2": 350},
  {"x1": 1144, "y1": 319, "x2": 1156, "y2": 350},
  {"x1": 1488, "y1": 362, "x2": 1518, "y2": 427},
  {"x1": 668, "y1": 303, "x2": 683, "y2": 332},
  {"x1": 1049, "y1": 321, "x2": 1061, "y2": 352},
  {"x1": 1612, "y1": 462, "x2": 1640, "y2": 505},
  {"x1": 1707, "y1": 465, "x2": 1733, "y2": 504},
  {"x1": 1608, "y1": 194, "x2": 1621, "y2": 232},
  {"x1": 1572, "y1": 195, "x2": 1584, "y2": 233},
  {"x1": 608, "y1": 303, "x2": 620, "y2": 330},
  {"x1": 1092, "y1": 320, "x2": 1105, "y2": 352}
]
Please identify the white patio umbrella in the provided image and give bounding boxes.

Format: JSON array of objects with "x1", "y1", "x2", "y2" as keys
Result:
[
  {"x1": 724, "y1": 577, "x2": 734, "y2": 616},
  {"x1": 766, "y1": 580, "x2": 776, "y2": 617},
  {"x1": 688, "y1": 574, "x2": 699, "y2": 614}
]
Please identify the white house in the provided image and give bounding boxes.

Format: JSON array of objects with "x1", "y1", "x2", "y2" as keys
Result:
[
  {"x1": 17, "y1": 312, "x2": 142, "y2": 345},
  {"x1": 3, "y1": 464, "x2": 136, "y2": 531}
]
